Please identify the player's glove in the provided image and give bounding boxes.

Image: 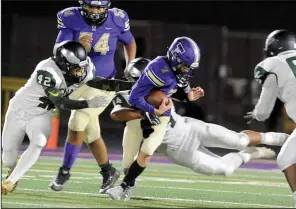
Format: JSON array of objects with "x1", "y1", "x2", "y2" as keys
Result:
[
  {"x1": 244, "y1": 111, "x2": 256, "y2": 124},
  {"x1": 140, "y1": 112, "x2": 160, "y2": 126},
  {"x1": 140, "y1": 112, "x2": 160, "y2": 138},
  {"x1": 140, "y1": 119, "x2": 155, "y2": 138}
]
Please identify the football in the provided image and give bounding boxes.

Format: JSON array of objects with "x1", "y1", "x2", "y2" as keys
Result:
[{"x1": 145, "y1": 90, "x2": 169, "y2": 108}]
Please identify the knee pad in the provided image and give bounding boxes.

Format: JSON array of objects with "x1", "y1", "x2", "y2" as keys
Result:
[
  {"x1": 68, "y1": 110, "x2": 90, "y2": 132},
  {"x1": 32, "y1": 133, "x2": 48, "y2": 148},
  {"x1": 277, "y1": 150, "x2": 295, "y2": 171},
  {"x1": 84, "y1": 116, "x2": 101, "y2": 144}
]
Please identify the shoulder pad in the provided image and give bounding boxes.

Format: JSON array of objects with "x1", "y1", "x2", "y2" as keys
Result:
[
  {"x1": 57, "y1": 7, "x2": 80, "y2": 29},
  {"x1": 109, "y1": 8, "x2": 130, "y2": 31},
  {"x1": 36, "y1": 68, "x2": 61, "y2": 89},
  {"x1": 254, "y1": 58, "x2": 278, "y2": 85}
]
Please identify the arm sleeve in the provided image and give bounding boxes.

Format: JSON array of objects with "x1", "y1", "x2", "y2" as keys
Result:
[
  {"x1": 128, "y1": 67, "x2": 165, "y2": 113},
  {"x1": 86, "y1": 77, "x2": 135, "y2": 91},
  {"x1": 45, "y1": 88, "x2": 89, "y2": 110},
  {"x1": 253, "y1": 74, "x2": 279, "y2": 121}
]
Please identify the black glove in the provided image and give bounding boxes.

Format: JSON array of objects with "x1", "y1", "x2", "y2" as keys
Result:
[
  {"x1": 140, "y1": 112, "x2": 160, "y2": 126},
  {"x1": 140, "y1": 112, "x2": 160, "y2": 138}
]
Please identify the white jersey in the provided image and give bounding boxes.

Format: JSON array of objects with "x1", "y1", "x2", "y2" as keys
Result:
[
  {"x1": 9, "y1": 57, "x2": 95, "y2": 118},
  {"x1": 254, "y1": 50, "x2": 296, "y2": 122}
]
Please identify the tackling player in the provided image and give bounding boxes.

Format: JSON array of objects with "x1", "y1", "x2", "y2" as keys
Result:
[
  {"x1": 50, "y1": 0, "x2": 136, "y2": 193},
  {"x1": 107, "y1": 57, "x2": 288, "y2": 200},
  {"x1": 245, "y1": 29, "x2": 296, "y2": 207},
  {"x1": 1, "y1": 41, "x2": 132, "y2": 195}
]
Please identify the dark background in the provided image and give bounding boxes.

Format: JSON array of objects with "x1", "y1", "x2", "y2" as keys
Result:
[{"x1": 2, "y1": 0, "x2": 295, "y2": 154}]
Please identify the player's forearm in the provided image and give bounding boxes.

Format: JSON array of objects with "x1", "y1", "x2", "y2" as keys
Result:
[
  {"x1": 111, "y1": 108, "x2": 143, "y2": 122},
  {"x1": 130, "y1": 98, "x2": 155, "y2": 113},
  {"x1": 253, "y1": 74, "x2": 279, "y2": 121},
  {"x1": 86, "y1": 77, "x2": 135, "y2": 92},
  {"x1": 49, "y1": 95, "x2": 89, "y2": 110},
  {"x1": 124, "y1": 40, "x2": 137, "y2": 64},
  {"x1": 46, "y1": 88, "x2": 89, "y2": 110}
]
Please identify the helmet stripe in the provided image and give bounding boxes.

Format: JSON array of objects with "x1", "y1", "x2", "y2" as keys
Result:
[{"x1": 180, "y1": 36, "x2": 200, "y2": 64}]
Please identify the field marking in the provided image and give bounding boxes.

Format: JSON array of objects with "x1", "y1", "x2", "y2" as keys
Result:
[
  {"x1": 2, "y1": 168, "x2": 289, "y2": 188},
  {"x1": 15, "y1": 188, "x2": 292, "y2": 208},
  {"x1": 2, "y1": 201, "x2": 87, "y2": 208},
  {"x1": 2, "y1": 167, "x2": 287, "y2": 185},
  {"x1": 2, "y1": 173, "x2": 291, "y2": 198},
  {"x1": 32, "y1": 161, "x2": 284, "y2": 180}
]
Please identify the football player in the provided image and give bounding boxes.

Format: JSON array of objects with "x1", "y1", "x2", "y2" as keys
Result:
[
  {"x1": 1, "y1": 41, "x2": 134, "y2": 195},
  {"x1": 244, "y1": 29, "x2": 296, "y2": 207},
  {"x1": 51, "y1": 0, "x2": 136, "y2": 193},
  {"x1": 106, "y1": 37, "x2": 205, "y2": 199},
  {"x1": 108, "y1": 57, "x2": 288, "y2": 200}
]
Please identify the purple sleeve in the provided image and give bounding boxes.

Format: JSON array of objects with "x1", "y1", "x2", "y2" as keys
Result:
[
  {"x1": 56, "y1": 29, "x2": 74, "y2": 43},
  {"x1": 118, "y1": 30, "x2": 134, "y2": 45},
  {"x1": 128, "y1": 74, "x2": 157, "y2": 113}
]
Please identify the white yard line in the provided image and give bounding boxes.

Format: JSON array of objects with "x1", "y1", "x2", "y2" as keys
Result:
[
  {"x1": 15, "y1": 188, "x2": 291, "y2": 208},
  {"x1": 2, "y1": 201, "x2": 87, "y2": 208}
]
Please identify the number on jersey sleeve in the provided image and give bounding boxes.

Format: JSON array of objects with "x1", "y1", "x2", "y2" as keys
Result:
[
  {"x1": 36, "y1": 70, "x2": 56, "y2": 88},
  {"x1": 254, "y1": 66, "x2": 269, "y2": 85},
  {"x1": 286, "y1": 56, "x2": 296, "y2": 77}
]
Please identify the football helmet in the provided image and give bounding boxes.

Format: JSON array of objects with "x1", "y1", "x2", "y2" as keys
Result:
[
  {"x1": 126, "y1": 57, "x2": 151, "y2": 82},
  {"x1": 264, "y1": 29, "x2": 296, "y2": 58},
  {"x1": 54, "y1": 41, "x2": 88, "y2": 83},
  {"x1": 79, "y1": 0, "x2": 111, "y2": 26},
  {"x1": 167, "y1": 36, "x2": 200, "y2": 87}
]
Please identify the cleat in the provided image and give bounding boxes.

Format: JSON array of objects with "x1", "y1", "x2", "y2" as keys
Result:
[
  {"x1": 253, "y1": 147, "x2": 276, "y2": 159},
  {"x1": 99, "y1": 167, "x2": 120, "y2": 194},
  {"x1": 1, "y1": 180, "x2": 14, "y2": 195},
  {"x1": 6, "y1": 167, "x2": 18, "y2": 192},
  {"x1": 106, "y1": 185, "x2": 124, "y2": 200},
  {"x1": 240, "y1": 146, "x2": 276, "y2": 163},
  {"x1": 49, "y1": 167, "x2": 70, "y2": 191},
  {"x1": 106, "y1": 184, "x2": 135, "y2": 201},
  {"x1": 120, "y1": 185, "x2": 135, "y2": 201}
]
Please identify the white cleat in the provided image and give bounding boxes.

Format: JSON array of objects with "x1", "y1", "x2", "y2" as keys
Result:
[
  {"x1": 106, "y1": 185, "x2": 125, "y2": 200},
  {"x1": 239, "y1": 146, "x2": 276, "y2": 163},
  {"x1": 120, "y1": 185, "x2": 135, "y2": 201},
  {"x1": 253, "y1": 147, "x2": 276, "y2": 159}
]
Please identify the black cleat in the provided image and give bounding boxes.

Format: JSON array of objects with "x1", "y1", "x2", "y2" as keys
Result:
[
  {"x1": 99, "y1": 167, "x2": 120, "y2": 194},
  {"x1": 49, "y1": 167, "x2": 70, "y2": 191}
]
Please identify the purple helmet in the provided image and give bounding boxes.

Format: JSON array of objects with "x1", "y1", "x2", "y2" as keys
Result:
[
  {"x1": 167, "y1": 37, "x2": 200, "y2": 87},
  {"x1": 79, "y1": 0, "x2": 111, "y2": 26}
]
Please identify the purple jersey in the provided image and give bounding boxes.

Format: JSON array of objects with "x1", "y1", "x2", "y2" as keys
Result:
[
  {"x1": 56, "y1": 7, "x2": 134, "y2": 78},
  {"x1": 129, "y1": 56, "x2": 178, "y2": 116}
]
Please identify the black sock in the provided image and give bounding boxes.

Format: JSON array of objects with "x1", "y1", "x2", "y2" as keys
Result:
[
  {"x1": 121, "y1": 160, "x2": 146, "y2": 188},
  {"x1": 99, "y1": 160, "x2": 112, "y2": 173}
]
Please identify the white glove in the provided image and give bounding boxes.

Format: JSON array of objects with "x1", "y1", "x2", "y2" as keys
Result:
[{"x1": 87, "y1": 95, "x2": 111, "y2": 108}]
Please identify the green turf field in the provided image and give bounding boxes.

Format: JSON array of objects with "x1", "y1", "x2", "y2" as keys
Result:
[{"x1": 1, "y1": 156, "x2": 293, "y2": 208}]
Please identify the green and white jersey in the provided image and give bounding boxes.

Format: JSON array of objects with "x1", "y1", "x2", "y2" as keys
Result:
[
  {"x1": 254, "y1": 50, "x2": 296, "y2": 122},
  {"x1": 9, "y1": 57, "x2": 95, "y2": 117}
]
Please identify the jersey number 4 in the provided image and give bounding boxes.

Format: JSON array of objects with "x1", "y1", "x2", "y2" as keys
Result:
[
  {"x1": 79, "y1": 32, "x2": 110, "y2": 55},
  {"x1": 286, "y1": 56, "x2": 296, "y2": 77}
]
